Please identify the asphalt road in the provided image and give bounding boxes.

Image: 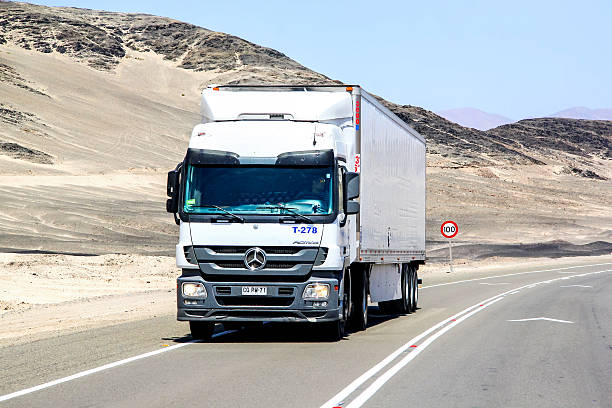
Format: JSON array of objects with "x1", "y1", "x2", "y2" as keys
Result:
[{"x1": 1, "y1": 260, "x2": 611, "y2": 407}]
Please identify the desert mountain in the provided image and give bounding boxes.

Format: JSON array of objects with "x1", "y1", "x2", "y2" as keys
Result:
[
  {"x1": 1, "y1": 2, "x2": 611, "y2": 259},
  {"x1": 550, "y1": 107, "x2": 612, "y2": 121},
  {"x1": 436, "y1": 107, "x2": 513, "y2": 131}
]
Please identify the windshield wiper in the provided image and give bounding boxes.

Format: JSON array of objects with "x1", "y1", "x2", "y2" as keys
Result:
[
  {"x1": 189, "y1": 204, "x2": 245, "y2": 223},
  {"x1": 257, "y1": 205, "x2": 313, "y2": 223}
]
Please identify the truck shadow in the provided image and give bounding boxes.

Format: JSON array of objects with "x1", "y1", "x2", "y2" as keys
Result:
[{"x1": 167, "y1": 306, "x2": 420, "y2": 344}]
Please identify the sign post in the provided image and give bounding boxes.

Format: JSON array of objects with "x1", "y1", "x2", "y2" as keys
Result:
[{"x1": 441, "y1": 220, "x2": 458, "y2": 273}]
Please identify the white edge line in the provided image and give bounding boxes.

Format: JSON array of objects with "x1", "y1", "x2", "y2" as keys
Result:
[
  {"x1": 323, "y1": 268, "x2": 611, "y2": 408},
  {"x1": 0, "y1": 328, "x2": 238, "y2": 403},
  {"x1": 421, "y1": 262, "x2": 612, "y2": 289}
]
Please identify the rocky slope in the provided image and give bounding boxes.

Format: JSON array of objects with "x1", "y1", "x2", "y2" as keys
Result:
[
  {"x1": 0, "y1": 2, "x2": 331, "y2": 82},
  {"x1": 0, "y1": 2, "x2": 610, "y2": 258}
]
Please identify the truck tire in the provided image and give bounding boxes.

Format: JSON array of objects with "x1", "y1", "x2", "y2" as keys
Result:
[
  {"x1": 321, "y1": 270, "x2": 349, "y2": 341},
  {"x1": 406, "y1": 265, "x2": 416, "y2": 313},
  {"x1": 190, "y1": 321, "x2": 215, "y2": 340},
  {"x1": 320, "y1": 318, "x2": 346, "y2": 342},
  {"x1": 395, "y1": 263, "x2": 411, "y2": 314},
  {"x1": 411, "y1": 267, "x2": 419, "y2": 312},
  {"x1": 349, "y1": 266, "x2": 368, "y2": 331}
]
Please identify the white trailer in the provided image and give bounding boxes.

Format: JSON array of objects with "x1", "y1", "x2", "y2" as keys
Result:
[{"x1": 167, "y1": 85, "x2": 425, "y2": 340}]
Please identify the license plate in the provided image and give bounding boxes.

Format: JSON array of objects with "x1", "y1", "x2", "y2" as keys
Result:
[{"x1": 242, "y1": 286, "x2": 267, "y2": 296}]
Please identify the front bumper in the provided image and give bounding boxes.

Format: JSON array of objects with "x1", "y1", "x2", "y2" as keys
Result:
[{"x1": 177, "y1": 276, "x2": 341, "y2": 323}]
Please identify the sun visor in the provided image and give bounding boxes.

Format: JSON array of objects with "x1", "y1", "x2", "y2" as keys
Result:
[
  {"x1": 275, "y1": 150, "x2": 334, "y2": 166},
  {"x1": 186, "y1": 149, "x2": 240, "y2": 165},
  {"x1": 186, "y1": 149, "x2": 333, "y2": 166}
]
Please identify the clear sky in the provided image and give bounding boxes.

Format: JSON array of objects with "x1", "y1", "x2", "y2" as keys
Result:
[{"x1": 29, "y1": 0, "x2": 612, "y2": 119}]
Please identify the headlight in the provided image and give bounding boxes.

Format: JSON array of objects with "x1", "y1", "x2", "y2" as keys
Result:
[
  {"x1": 182, "y1": 282, "x2": 207, "y2": 298},
  {"x1": 303, "y1": 283, "x2": 330, "y2": 300}
]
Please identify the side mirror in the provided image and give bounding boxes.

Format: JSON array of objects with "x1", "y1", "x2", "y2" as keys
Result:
[
  {"x1": 167, "y1": 169, "x2": 179, "y2": 198},
  {"x1": 166, "y1": 198, "x2": 177, "y2": 214},
  {"x1": 345, "y1": 172, "x2": 360, "y2": 200},
  {"x1": 345, "y1": 201, "x2": 360, "y2": 215},
  {"x1": 166, "y1": 163, "x2": 182, "y2": 214}
]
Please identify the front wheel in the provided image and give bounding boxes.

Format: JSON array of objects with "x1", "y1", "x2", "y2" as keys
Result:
[
  {"x1": 320, "y1": 318, "x2": 346, "y2": 342},
  {"x1": 322, "y1": 273, "x2": 349, "y2": 341},
  {"x1": 189, "y1": 321, "x2": 215, "y2": 340},
  {"x1": 350, "y1": 266, "x2": 369, "y2": 331}
]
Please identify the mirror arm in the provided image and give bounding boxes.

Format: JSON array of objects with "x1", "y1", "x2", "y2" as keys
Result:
[{"x1": 339, "y1": 212, "x2": 347, "y2": 227}]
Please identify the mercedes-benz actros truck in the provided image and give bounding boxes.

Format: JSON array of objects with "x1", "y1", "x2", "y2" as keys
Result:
[{"x1": 166, "y1": 85, "x2": 426, "y2": 341}]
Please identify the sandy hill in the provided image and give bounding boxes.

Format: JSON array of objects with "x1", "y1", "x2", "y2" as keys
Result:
[{"x1": 1, "y1": 2, "x2": 611, "y2": 260}]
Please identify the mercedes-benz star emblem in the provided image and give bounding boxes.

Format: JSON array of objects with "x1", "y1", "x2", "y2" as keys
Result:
[{"x1": 244, "y1": 247, "x2": 267, "y2": 271}]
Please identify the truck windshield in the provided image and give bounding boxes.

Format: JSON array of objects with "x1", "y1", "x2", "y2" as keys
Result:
[{"x1": 183, "y1": 165, "x2": 334, "y2": 215}]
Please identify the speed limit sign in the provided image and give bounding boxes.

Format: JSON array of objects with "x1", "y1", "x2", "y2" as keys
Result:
[{"x1": 441, "y1": 220, "x2": 458, "y2": 239}]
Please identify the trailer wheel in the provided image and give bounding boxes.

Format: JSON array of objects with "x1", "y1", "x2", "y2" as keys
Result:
[
  {"x1": 189, "y1": 321, "x2": 215, "y2": 340},
  {"x1": 350, "y1": 266, "x2": 368, "y2": 331},
  {"x1": 411, "y1": 267, "x2": 419, "y2": 312},
  {"x1": 396, "y1": 264, "x2": 411, "y2": 314},
  {"x1": 406, "y1": 264, "x2": 415, "y2": 314}
]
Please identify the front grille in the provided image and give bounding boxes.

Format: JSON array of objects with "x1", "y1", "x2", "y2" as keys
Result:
[
  {"x1": 204, "y1": 274, "x2": 309, "y2": 283},
  {"x1": 213, "y1": 261, "x2": 298, "y2": 270},
  {"x1": 195, "y1": 245, "x2": 319, "y2": 283},
  {"x1": 216, "y1": 296, "x2": 293, "y2": 307},
  {"x1": 214, "y1": 262, "x2": 246, "y2": 269},
  {"x1": 208, "y1": 246, "x2": 302, "y2": 255},
  {"x1": 267, "y1": 262, "x2": 296, "y2": 269}
]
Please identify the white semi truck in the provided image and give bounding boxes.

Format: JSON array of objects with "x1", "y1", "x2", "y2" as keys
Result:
[{"x1": 166, "y1": 85, "x2": 426, "y2": 340}]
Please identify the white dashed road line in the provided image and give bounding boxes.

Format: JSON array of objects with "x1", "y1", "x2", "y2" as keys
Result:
[{"x1": 507, "y1": 317, "x2": 574, "y2": 323}]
